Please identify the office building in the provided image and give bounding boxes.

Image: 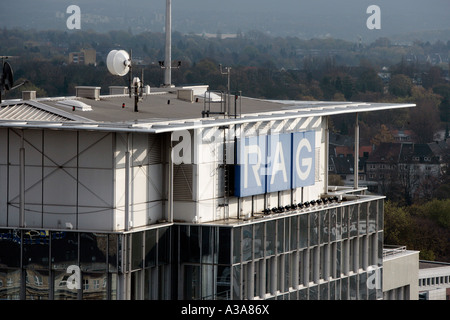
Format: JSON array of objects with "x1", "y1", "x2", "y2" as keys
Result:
[{"x1": 0, "y1": 85, "x2": 414, "y2": 299}]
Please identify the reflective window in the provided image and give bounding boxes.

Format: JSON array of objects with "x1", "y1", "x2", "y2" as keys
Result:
[
  {"x1": 368, "y1": 201, "x2": 377, "y2": 233},
  {"x1": 53, "y1": 270, "x2": 78, "y2": 300},
  {"x1": 341, "y1": 207, "x2": 349, "y2": 239},
  {"x1": 254, "y1": 223, "x2": 264, "y2": 259},
  {"x1": 359, "y1": 203, "x2": 368, "y2": 236},
  {"x1": 0, "y1": 229, "x2": 20, "y2": 268},
  {"x1": 26, "y1": 269, "x2": 49, "y2": 300},
  {"x1": 0, "y1": 268, "x2": 21, "y2": 300},
  {"x1": 290, "y1": 216, "x2": 298, "y2": 250},
  {"x1": 157, "y1": 227, "x2": 170, "y2": 265},
  {"x1": 23, "y1": 230, "x2": 49, "y2": 270},
  {"x1": 232, "y1": 227, "x2": 241, "y2": 264},
  {"x1": 51, "y1": 231, "x2": 78, "y2": 270},
  {"x1": 265, "y1": 221, "x2": 276, "y2": 256},
  {"x1": 145, "y1": 229, "x2": 157, "y2": 267},
  {"x1": 299, "y1": 214, "x2": 308, "y2": 248},
  {"x1": 218, "y1": 228, "x2": 231, "y2": 265},
  {"x1": 242, "y1": 225, "x2": 252, "y2": 262},
  {"x1": 277, "y1": 218, "x2": 285, "y2": 253},
  {"x1": 310, "y1": 212, "x2": 319, "y2": 246},
  {"x1": 330, "y1": 208, "x2": 337, "y2": 241},
  {"x1": 80, "y1": 233, "x2": 107, "y2": 272},
  {"x1": 108, "y1": 234, "x2": 118, "y2": 272},
  {"x1": 180, "y1": 225, "x2": 198, "y2": 263},
  {"x1": 202, "y1": 227, "x2": 217, "y2": 264},
  {"x1": 320, "y1": 210, "x2": 329, "y2": 244},
  {"x1": 82, "y1": 272, "x2": 108, "y2": 300},
  {"x1": 378, "y1": 200, "x2": 384, "y2": 230},
  {"x1": 349, "y1": 205, "x2": 358, "y2": 238},
  {"x1": 131, "y1": 232, "x2": 143, "y2": 270},
  {"x1": 217, "y1": 265, "x2": 231, "y2": 300}
]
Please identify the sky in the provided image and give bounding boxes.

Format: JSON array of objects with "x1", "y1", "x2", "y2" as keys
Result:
[{"x1": 0, "y1": 0, "x2": 449, "y2": 42}]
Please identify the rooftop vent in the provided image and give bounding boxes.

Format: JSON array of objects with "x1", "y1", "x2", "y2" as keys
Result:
[
  {"x1": 177, "y1": 89, "x2": 194, "y2": 102},
  {"x1": 22, "y1": 91, "x2": 36, "y2": 101},
  {"x1": 56, "y1": 99, "x2": 92, "y2": 111},
  {"x1": 109, "y1": 86, "x2": 129, "y2": 95},
  {"x1": 75, "y1": 86, "x2": 101, "y2": 100}
]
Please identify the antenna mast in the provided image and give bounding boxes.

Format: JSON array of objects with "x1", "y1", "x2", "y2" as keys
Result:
[{"x1": 164, "y1": 0, "x2": 172, "y2": 87}]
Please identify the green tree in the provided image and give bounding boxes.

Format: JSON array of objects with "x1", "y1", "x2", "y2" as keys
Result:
[
  {"x1": 389, "y1": 74, "x2": 413, "y2": 97},
  {"x1": 384, "y1": 202, "x2": 412, "y2": 245}
]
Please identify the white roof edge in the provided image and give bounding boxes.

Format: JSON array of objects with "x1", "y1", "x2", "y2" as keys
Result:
[{"x1": 0, "y1": 101, "x2": 415, "y2": 133}]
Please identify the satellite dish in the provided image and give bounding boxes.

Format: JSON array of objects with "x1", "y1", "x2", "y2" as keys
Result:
[
  {"x1": 2, "y1": 61, "x2": 14, "y2": 90},
  {"x1": 107, "y1": 50, "x2": 131, "y2": 76}
]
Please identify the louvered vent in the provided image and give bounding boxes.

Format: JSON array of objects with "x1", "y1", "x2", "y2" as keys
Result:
[{"x1": 173, "y1": 164, "x2": 193, "y2": 201}]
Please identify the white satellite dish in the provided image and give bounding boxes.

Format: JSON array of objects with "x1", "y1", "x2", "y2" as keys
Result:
[{"x1": 107, "y1": 50, "x2": 131, "y2": 76}]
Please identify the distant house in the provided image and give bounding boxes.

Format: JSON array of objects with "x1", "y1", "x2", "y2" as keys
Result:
[
  {"x1": 69, "y1": 48, "x2": 97, "y2": 65},
  {"x1": 391, "y1": 129, "x2": 416, "y2": 143},
  {"x1": 366, "y1": 142, "x2": 441, "y2": 200}
]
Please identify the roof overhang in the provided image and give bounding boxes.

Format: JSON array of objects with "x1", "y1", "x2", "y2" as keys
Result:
[{"x1": 0, "y1": 97, "x2": 415, "y2": 134}]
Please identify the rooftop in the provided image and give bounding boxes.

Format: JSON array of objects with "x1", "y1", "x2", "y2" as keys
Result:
[{"x1": 0, "y1": 85, "x2": 415, "y2": 133}]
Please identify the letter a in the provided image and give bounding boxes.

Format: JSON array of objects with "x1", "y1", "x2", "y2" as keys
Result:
[
  {"x1": 66, "y1": 265, "x2": 81, "y2": 290},
  {"x1": 366, "y1": 5, "x2": 381, "y2": 30},
  {"x1": 66, "y1": 5, "x2": 81, "y2": 30}
]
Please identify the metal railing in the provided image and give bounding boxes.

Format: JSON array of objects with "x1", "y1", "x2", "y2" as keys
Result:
[{"x1": 383, "y1": 245, "x2": 407, "y2": 258}]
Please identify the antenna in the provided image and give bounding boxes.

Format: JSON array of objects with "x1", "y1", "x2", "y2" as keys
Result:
[
  {"x1": 106, "y1": 50, "x2": 131, "y2": 76},
  {"x1": 0, "y1": 56, "x2": 27, "y2": 103},
  {"x1": 106, "y1": 49, "x2": 144, "y2": 112}
]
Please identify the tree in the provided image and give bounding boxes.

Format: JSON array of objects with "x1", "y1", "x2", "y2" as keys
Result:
[
  {"x1": 408, "y1": 87, "x2": 441, "y2": 143},
  {"x1": 389, "y1": 74, "x2": 413, "y2": 97},
  {"x1": 383, "y1": 201, "x2": 412, "y2": 245},
  {"x1": 370, "y1": 124, "x2": 394, "y2": 146}
]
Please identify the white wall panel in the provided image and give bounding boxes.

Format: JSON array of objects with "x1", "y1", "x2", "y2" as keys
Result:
[
  {"x1": 78, "y1": 168, "x2": 113, "y2": 207},
  {"x1": 131, "y1": 201, "x2": 163, "y2": 227},
  {"x1": 43, "y1": 167, "x2": 77, "y2": 205},
  {"x1": 42, "y1": 205, "x2": 76, "y2": 229},
  {"x1": 7, "y1": 204, "x2": 19, "y2": 226},
  {"x1": 196, "y1": 162, "x2": 217, "y2": 201},
  {"x1": 78, "y1": 132, "x2": 113, "y2": 169},
  {"x1": 114, "y1": 167, "x2": 126, "y2": 230},
  {"x1": 78, "y1": 206, "x2": 114, "y2": 231},
  {"x1": 24, "y1": 204, "x2": 42, "y2": 228},
  {"x1": 43, "y1": 131, "x2": 77, "y2": 167},
  {"x1": 131, "y1": 133, "x2": 148, "y2": 166}
]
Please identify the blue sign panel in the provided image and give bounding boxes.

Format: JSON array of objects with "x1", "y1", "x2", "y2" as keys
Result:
[
  {"x1": 234, "y1": 131, "x2": 316, "y2": 197},
  {"x1": 267, "y1": 133, "x2": 292, "y2": 193},
  {"x1": 235, "y1": 135, "x2": 267, "y2": 197},
  {"x1": 292, "y1": 131, "x2": 315, "y2": 188}
]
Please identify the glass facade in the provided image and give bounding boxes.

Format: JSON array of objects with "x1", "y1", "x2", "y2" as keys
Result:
[
  {"x1": 0, "y1": 199, "x2": 384, "y2": 300},
  {"x1": 176, "y1": 199, "x2": 384, "y2": 300},
  {"x1": 0, "y1": 229, "x2": 118, "y2": 300}
]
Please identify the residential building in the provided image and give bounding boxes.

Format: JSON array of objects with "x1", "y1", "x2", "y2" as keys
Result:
[
  {"x1": 365, "y1": 142, "x2": 441, "y2": 200},
  {"x1": 69, "y1": 48, "x2": 97, "y2": 66}
]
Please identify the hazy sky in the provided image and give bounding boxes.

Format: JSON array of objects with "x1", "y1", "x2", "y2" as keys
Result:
[{"x1": 1, "y1": 0, "x2": 449, "y2": 41}]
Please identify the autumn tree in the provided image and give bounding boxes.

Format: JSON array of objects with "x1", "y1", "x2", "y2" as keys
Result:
[
  {"x1": 370, "y1": 124, "x2": 394, "y2": 146},
  {"x1": 389, "y1": 74, "x2": 413, "y2": 97}
]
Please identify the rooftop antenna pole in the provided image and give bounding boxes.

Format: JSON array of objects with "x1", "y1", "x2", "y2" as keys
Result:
[{"x1": 164, "y1": 0, "x2": 172, "y2": 87}]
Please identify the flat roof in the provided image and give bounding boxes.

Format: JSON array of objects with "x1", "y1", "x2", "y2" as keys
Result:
[{"x1": 0, "y1": 86, "x2": 415, "y2": 133}]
